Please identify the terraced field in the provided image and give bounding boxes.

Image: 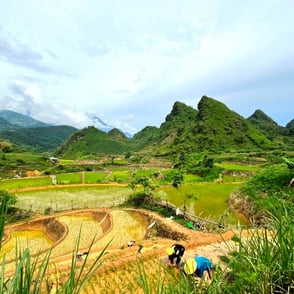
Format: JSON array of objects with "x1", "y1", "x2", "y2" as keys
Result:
[{"x1": 2, "y1": 208, "x2": 242, "y2": 293}]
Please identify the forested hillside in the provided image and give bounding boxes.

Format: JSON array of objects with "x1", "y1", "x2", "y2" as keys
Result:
[
  {"x1": 0, "y1": 125, "x2": 77, "y2": 152},
  {"x1": 1, "y1": 96, "x2": 293, "y2": 156}
]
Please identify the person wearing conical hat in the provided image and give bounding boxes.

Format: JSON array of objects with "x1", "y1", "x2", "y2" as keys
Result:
[
  {"x1": 183, "y1": 256, "x2": 214, "y2": 279},
  {"x1": 166, "y1": 244, "x2": 185, "y2": 268}
]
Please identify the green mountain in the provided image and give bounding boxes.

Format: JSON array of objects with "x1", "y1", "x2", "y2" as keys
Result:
[
  {"x1": 145, "y1": 96, "x2": 278, "y2": 155},
  {"x1": 131, "y1": 126, "x2": 161, "y2": 151},
  {"x1": 247, "y1": 109, "x2": 293, "y2": 147},
  {"x1": 0, "y1": 110, "x2": 48, "y2": 130},
  {"x1": 108, "y1": 128, "x2": 128, "y2": 140},
  {"x1": 131, "y1": 102, "x2": 197, "y2": 152},
  {"x1": 57, "y1": 96, "x2": 294, "y2": 158},
  {"x1": 3, "y1": 97, "x2": 293, "y2": 156},
  {"x1": 56, "y1": 126, "x2": 130, "y2": 157},
  {"x1": 0, "y1": 125, "x2": 77, "y2": 152},
  {"x1": 0, "y1": 117, "x2": 15, "y2": 131},
  {"x1": 286, "y1": 119, "x2": 294, "y2": 135},
  {"x1": 247, "y1": 109, "x2": 289, "y2": 135}
]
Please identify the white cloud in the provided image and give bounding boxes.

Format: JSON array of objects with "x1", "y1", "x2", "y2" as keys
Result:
[{"x1": 0, "y1": 0, "x2": 293, "y2": 133}]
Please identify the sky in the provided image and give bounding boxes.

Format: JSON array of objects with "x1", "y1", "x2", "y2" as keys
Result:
[{"x1": 0, "y1": 0, "x2": 293, "y2": 134}]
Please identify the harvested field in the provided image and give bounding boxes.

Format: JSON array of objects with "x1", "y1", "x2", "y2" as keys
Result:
[{"x1": 2, "y1": 208, "x2": 247, "y2": 292}]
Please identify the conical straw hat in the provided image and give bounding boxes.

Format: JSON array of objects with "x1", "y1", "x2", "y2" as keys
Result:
[
  {"x1": 183, "y1": 259, "x2": 197, "y2": 275},
  {"x1": 166, "y1": 247, "x2": 174, "y2": 256}
]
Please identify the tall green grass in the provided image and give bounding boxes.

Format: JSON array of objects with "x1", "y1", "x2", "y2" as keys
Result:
[
  {"x1": 134, "y1": 206, "x2": 293, "y2": 293},
  {"x1": 213, "y1": 206, "x2": 294, "y2": 293},
  {"x1": 0, "y1": 229, "x2": 110, "y2": 293}
]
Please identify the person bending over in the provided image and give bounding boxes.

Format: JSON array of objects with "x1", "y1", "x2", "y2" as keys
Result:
[
  {"x1": 183, "y1": 256, "x2": 214, "y2": 279},
  {"x1": 166, "y1": 244, "x2": 185, "y2": 268}
]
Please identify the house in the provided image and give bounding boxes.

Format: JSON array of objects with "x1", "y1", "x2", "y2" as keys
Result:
[{"x1": 49, "y1": 157, "x2": 59, "y2": 163}]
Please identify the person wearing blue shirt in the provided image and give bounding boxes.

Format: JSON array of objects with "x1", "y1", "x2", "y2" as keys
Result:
[{"x1": 183, "y1": 256, "x2": 214, "y2": 279}]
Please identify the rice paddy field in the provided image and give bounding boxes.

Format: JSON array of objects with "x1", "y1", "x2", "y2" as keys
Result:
[
  {"x1": 155, "y1": 183, "x2": 243, "y2": 224},
  {"x1": 0, "y1": 230, "x2": 54, "y2": 262},
  {"x1": 2, "y1": 209, "x2": 148, "y2": 275},
  {"x1": 13, "y1": 185, "x2": 132, "y2": 213}
]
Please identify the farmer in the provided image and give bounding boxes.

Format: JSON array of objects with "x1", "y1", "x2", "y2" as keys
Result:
[
  {"x1": 183, "y1": 256, "x2": 214, "y2": 279},
  {"x1": 166, "y1": 244, "x2": 185, "y2": 268},
  {"x1": 77, "y1": 251, "x2": 88, "y2": 262},
  {"x1": 128, "y1": 240, "x2": 136, "y2": 247},
  {"x1": 77, "y1": 252, "x2": 83, "y2": 262}
]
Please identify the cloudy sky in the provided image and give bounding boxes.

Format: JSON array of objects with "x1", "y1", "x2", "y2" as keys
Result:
[{"x1": 0, "y1": 0, "x2": 293, "y2": 134}]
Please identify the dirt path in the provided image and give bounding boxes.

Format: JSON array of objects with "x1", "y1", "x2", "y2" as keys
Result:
[
  {"x1": 3, "y1": 206, "x2": 247, "y2": 292},
  {"x1": 47, "y1": 208, "x2": 242, "y2": 275}
]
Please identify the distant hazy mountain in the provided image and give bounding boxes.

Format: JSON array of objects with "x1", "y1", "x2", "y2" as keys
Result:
[
  {"x1": 0, "y1": 117, "x2": 15, "y2": 131},
  {"x1": 86, "y1": 113, "x2": 133, "y2": 138},
  {"x1": 86, "y1": 113, "x2": 113, "y2": 133},
  {"x1": 0, "y1": 110, "x2": 48, "y2": 130},
  {"x1": 0, "y1": 125, "x2": 78, "y2": 152}
]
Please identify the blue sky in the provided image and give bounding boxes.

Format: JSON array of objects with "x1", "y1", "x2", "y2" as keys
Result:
[{"x1": 0, "y1": 0, "x2": 293, "y2": 134}]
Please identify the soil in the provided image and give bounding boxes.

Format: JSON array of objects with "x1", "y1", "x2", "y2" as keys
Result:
[
  {"x1": 4, "y1": 182, "x2": 250, "y2": 292},
  {"x1": 3, "y1": 207, "x2": 247, "y2": 278}
]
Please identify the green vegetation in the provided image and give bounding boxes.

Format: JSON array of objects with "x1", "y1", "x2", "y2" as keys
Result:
[
  {"x1": 56, "y1": 126, "x2": 131, "y2": 157},
  {"x1": 218, "y1": 211, "x2": 294, "y2": 293},
  {"x1": 0, "y1": 159, "x2": 293, "y2": 292},
  {"x1": 0, "y1": 151, "x2": 52, "y2": 178},
  {"x1": 0, "y1": 96, "x2": 293, "y2": 292},
  {"x1": 84, "y1": 171, "x2": 108, "y2": 183},
  {"x1": 0, "y1": 109, "x2": 48, "y2": 129},
  {"x1": 135, "y1": 160, "x2": 294, "y2": 293},
  {"x1": 215, "y1": 163, "x2": 260, "y2": 171},
  {"x1": 235, "y1": 164, "x2": 294, "y2": 222},
  {"x1": 0, "y1": 190, "x2": 17, "y2": 249},
  {"x1": 0, "y1": 125, "x2": 77, "y2": 152},
  {"x1": 0, "y1": 177, "x2": 52, "y2": 190},
  {"x1": 2, "y1": 97, "x2": 294, "y2": 157},
  {"x1": 0, "y1": 235, "x2": 110, "y2": 293},
  {"x1": 56, "y1": 173, "x2": 82, "y2": 185},
  {"x1": 107, "y1": 170, "x2": 133, "y2": 183},
  {"x1": 156, "y1": 183, "x2": 242, "y2": 224},
  {"x1": 14, "y1": 186, "x2": 132, "y2": 212}
]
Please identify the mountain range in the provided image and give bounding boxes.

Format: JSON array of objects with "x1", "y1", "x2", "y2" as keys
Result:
[
  {"x1": 0, "y1": 96, "x2": 293, "y2": 155},
  {"x1": 0, "y1": 110, "x2": 77, "y2": 152}
]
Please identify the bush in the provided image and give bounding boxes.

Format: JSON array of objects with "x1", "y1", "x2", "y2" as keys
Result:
[{"x1": 216, "y1": 206, "x2": 294, "y2": 293}]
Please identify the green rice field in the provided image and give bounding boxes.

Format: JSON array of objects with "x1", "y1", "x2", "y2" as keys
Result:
[
  {"x1": 155, "y1": 183, "x2": 244, "y2": 224},
  {"x1": 14, "y1": 185, "x2": 132, "y2": 213}
]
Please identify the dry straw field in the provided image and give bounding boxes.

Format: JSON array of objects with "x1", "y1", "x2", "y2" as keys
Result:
[{"x1": 2, "y1": 208, "x2": 240, "y2": 293}]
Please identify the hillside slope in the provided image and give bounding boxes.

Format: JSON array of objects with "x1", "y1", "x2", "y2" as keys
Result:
[
  {"x1": 56, "y1": 126, "x2": 131, "y2": 157},
  {"x1": 0, "y1": 125, "x2": 77, "y2": 152},
  {"x1": 148, "y1": 96, "x2": 278, "y2": 155},
  {"x1": 0, "y1": 110, "x2": 48, "y2": 130},
  {"x1": 2, "y1": 97, "x2": 293, "y2": 156}
]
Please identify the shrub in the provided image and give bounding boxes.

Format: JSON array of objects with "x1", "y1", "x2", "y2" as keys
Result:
[{"x1": 216, "y1": 206, "x2": 294, "y2": 293}]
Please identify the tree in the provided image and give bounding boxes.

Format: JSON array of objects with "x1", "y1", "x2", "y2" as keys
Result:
[
  {"x1": 171, "y1": 172, "x2": 183, "y2": 188},
  {"x1": 0, "y1": 190, "x2": 17, "y2": 249},
  {"x1": 129, "y1": 176, "x2": 153, "y2": 194},
  {"x1": 0, "y1": 190, "x2": 17, "y2": 212}
]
